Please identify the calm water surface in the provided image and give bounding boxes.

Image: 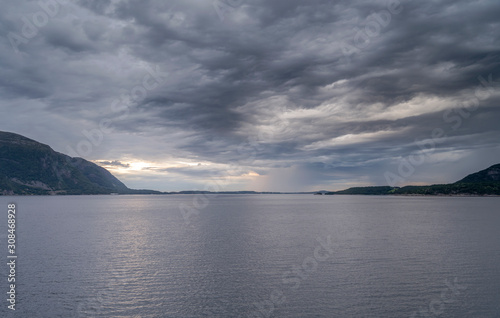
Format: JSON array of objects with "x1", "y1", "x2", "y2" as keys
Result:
[{"x1": 0, "y1": 195, "x2": 499, "y2": 317}]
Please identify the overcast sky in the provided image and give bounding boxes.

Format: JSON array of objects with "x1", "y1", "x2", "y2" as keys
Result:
[{"x1": 1, "y1": 0, "x2": 499, "y2": 191}]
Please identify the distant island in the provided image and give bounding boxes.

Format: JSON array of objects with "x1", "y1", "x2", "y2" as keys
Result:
[
  {"x1": 1, "y1": 131, "x2": 498, "y2": 196},
  {"x1": 316, "y1": 164, "x2": 500, "y2": 196}
]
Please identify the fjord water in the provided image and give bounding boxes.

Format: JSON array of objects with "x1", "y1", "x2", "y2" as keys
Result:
[{"x1": 1, "y1": 195, "x2": 499, "y2": 317}]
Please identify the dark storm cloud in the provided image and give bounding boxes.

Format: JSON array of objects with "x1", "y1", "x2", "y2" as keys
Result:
[
  {"x1": 96, "y1": 160, "x2": 130, "y2": 168},
  {"x1": 1, "y1": 0, "x2": 499, "y2": 190}
]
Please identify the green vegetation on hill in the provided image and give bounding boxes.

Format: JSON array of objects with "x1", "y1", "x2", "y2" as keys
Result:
[
  {"x1": 331, "y1": 186, "x2": 395, "y2": 195},
  {"x1": 395, "y1": 183, "x2": 500, "y2": 195},
  {"x1": 2, "y1": 131, "x2": 498, "y2": 196},
  {"x1": 319, "y1": 164, "x2": 500, "y2": 196}
]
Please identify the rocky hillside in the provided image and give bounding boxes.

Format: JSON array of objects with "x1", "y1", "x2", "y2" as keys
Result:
[
  {"x1": 456, "y1": 163, "x2": 500, "y2": 183},
  {"x1": 0, "y1": 131, "x2": 156, "y2": 195}
]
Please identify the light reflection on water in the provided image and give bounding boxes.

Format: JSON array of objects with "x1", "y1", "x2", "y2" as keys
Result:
[{"x1": 0, "y1": 195, "x2": 499, "y2": 317}]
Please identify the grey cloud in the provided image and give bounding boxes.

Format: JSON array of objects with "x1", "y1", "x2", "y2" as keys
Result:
[
  {"x1": 1, "y1": 0, "x2": 499, "y2": 190},
  {"x1": 96, "y1": 160, "x2": 130, "y2": 168}
]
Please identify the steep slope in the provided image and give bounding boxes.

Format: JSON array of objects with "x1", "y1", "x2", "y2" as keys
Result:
[{"x1": 0, "y1": 131, "x2": 135, "y2": 195}]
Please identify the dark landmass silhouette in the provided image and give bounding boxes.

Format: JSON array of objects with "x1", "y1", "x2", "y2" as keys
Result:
[{"x1": 1, "y1": 131, "x2": 498, "y2": 196}]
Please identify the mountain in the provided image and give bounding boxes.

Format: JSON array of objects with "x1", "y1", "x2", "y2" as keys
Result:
[
  {"x1": 0, "y1": 131, "x2": 160, "y2": 195},
  {"x1": 455, "y1": 164, "x2": 500, "y2": 183},
  {"x1": 320, "y1": 163, "x2": 500, "y2": 196},
  {"x1": 3, "y1": 131, "x2": 497, "y2": 196}
]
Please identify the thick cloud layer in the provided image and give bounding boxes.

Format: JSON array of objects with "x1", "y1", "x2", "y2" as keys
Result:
[{"x1": 1, "y1": 0, "x2": 499, "y2": 191}]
